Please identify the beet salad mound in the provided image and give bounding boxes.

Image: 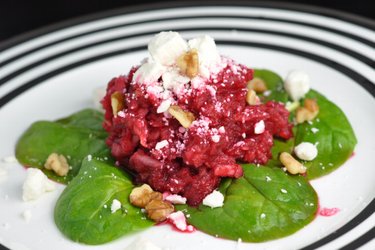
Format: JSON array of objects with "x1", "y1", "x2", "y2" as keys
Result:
[{"x1": 101, "y1": 32, "x2": 293, "y2": 206}]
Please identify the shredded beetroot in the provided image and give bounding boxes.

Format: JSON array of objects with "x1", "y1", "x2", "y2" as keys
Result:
[{"x1": 102, "y1": 60, "x2": 293, "y2": 206}]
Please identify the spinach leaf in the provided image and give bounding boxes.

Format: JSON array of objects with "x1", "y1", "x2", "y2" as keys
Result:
[
  {"x1": 54, "y1": 159, "x2": 153, "y2": 245},
  {"x1": 15, "y1": 109, "x2": 111, "y2": 183},
  {"x1": 295, "y1": 90, "x2": 357, "y2": 179},
  {"x1": 178, "y1": 165, "x2": 317, "y2": 242},
  {"x1": 56, "y1": 109, "x2": 105, "y2": 131},
  {"x1": 254, "y1": 69, "x2": 289, "y2": 103}
]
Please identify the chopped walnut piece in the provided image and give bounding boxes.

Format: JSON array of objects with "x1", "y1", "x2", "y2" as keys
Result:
[
  {"x1": 129, "y1": 184, "x2": 174, "y2": 222},
  {"x1": 168, "y1": 105, "x2": 195, "y2": 128},
  {"x1": 246, "y1": 89, "x2": 258, "y2": 105},
  {"x1": 129, "y1": 184, "x2": 162, "y2": 208},
  {"x1": 44, "y1": 153, "x2": 69, "y2": 176},
  {"x1": 304, "y1": 98, "x2": 319, "y2": 113},
  {"x1": 279, "y1": 152, "x2": 306, "y2": 175},
  {"x1": 247, "y1": 77, "x2": 268, "y2": 93},
  {"x1": 111, "y1": 91, "x2": 125, "y2": 117},
  {"x1": 145, "y1": 199, "x2": 174, "y2": 222},
  {"x1": 296, "y1": 98, "x2": 319, "y2": 124},
  {"x1": 177, "y1": 49, "x2": 199, "y2": 78}
]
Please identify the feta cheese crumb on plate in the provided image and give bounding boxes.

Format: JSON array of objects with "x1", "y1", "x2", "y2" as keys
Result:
[
  {"x1": 22, "y1": 168, "x2": 56, "y2": 201},
  {"x1": 202, "y1": 190, "x2": 224, "y2": 208},
  {"x1": 124, "y1": 237, "x2": 161, "y2": 250}
]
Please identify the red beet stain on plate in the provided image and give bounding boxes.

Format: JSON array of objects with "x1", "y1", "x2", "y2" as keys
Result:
[{"x1": 319, "y1": 207, "x2": 340, "y2": 217}]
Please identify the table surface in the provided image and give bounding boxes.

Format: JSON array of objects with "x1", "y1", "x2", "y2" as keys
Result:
[{"x1": 0, "y1": 0, "x2": 374, "y2": 43}]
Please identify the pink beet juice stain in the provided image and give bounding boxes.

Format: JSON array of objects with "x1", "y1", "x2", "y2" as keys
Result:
[{"x1": 319, "y1": 207, "x2": 340, "y2": 217}]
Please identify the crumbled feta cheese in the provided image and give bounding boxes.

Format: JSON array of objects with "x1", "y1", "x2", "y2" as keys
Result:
[
  {"x1": 211, "y1": 134, "x2": 220, "y2": 143},
  {"x1": 148, "y1": 31, "x2": 188, "y2": 66},
  {"x1": 218, "y1": 126, "x2": 225, "y2": 133},
  {"x1": 22, "y1": 168, "x2": 56, "y2": 201},
  {"x1": 294, "y1": 142, "x2": 318, "y2": 161},
  {"x1": 157, "y1": 99, "x2": 172, "y2": 113},
  {"x1": 188, "y1": 35, "x2": 220, "y2": 78},
  {"x1": 202, "y1": 190, "x2": 224, "y2": 208},
  {"x1": 117, "y1": 110, "x2": 125, "y2": 118},
  {"x1": 87, "y1": 154, "x2": 92, "y2": 161},
  {"x1": 281, "y1": 189, "x2": 288, "y2": 194},
  {"x1": 164, "y1": 194, "x2": 187, "y2": 204},
  {"x1": 111, "y1": 199, "x2": 121, "y2": 213},
  {"x1": 162, "y1": 69, "x2": 190, "y2": 91},
  {"x1": 263, "y1": 90, "x2": 272, "y2": 96},
  {"x1": 254, "y1": 120, "x2": 265, "y2": 134},
  {"x1": 124, "y1": 237, "x2": 161, "y2": 250},
  {"x1": 155, "y1": 140, "x2": 169, "y2": 150},
  {"x1": 168, "y1": 211, "x2": 194, "y2": 232},
  {"x1": 260, "y1": 213, "x2": 266, "y2": 219},
  {"x1": 22, "y1": 210, "x2": 32, "y2": 222},
  {"x1": 284, "y1": 70, "x2": 310, "y2": 101},
  {"x1": 133, "y1": 62, "x2": 166, "y2": 84},
  {"x1": 311, "y1": 127, "x2": 319, "y2": 133}
]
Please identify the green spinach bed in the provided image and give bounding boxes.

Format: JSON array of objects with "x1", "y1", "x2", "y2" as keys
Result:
[{"x1": 15, "y1": 70, "x2": 356, "y2": 244}]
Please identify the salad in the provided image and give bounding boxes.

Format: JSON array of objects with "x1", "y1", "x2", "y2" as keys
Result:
[{"x1": 15, "y1": 32, "x2": 357, "y2": 246}]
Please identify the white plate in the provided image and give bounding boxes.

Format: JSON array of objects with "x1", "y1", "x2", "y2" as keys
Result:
[{"x1": 0, "y1": 2, "x2": 374, "y2": 250}]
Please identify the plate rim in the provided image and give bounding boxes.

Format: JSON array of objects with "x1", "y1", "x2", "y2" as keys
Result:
[
  {"x1": 0, "y1": 1, "x2": 374, "y2": 250},
  {"x1": 0, "y1": 0, "x2": 374, "y2": 52}
]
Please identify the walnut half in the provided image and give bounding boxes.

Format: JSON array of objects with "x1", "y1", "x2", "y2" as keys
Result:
[
  {"x1": 44, "y1": 153, "x2": 69, "y2": 176},
  {"x1": 129, "y1": 184, "x2": 162, "y2": 208},
  {"x1": 168, "y1": 105, "x2": 195, "y2": 128},
  {"x1": 247, "y1": 77, "x2": 268, "y2": 93},
  {"x1": 129, "y1": 184, "x2": 173, "y2": 222},
  {"x1": 279, "y1": 152, "x2": 306, "y2": 175},
  {"x1": 111, "y1": 91, "x2": 125, "y2": 117},
  {"x1": 246, "y1": 89, "x2": 258, "y2": 105},
  {"x1": 145, "y1": 199, "x2": 174, "y2": 222},
  {"x1": 296, "y1": 98, "x2": 319, "y2": 124},
  {"x1": 177, "y1": 49, "x2": 199, "y2": 78}
]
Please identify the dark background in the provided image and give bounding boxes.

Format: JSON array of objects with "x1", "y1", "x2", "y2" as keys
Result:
[{"x1": 0, "y1": 0, "x2": 374, "y2": 43}]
